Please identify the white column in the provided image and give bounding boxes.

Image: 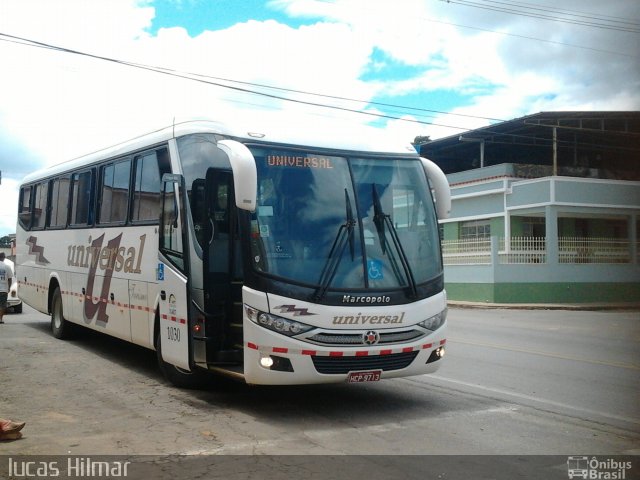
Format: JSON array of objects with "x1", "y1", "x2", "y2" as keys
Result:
[{"x1": 546, "y1": 205, "x2": 558, "y2": 265}]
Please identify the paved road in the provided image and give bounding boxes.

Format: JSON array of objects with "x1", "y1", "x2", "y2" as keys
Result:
[
  {"x1": 435, "y1": 308, "x2": 640, "y2": 434},
  {"x1": 0, "y1": 305, "x2": 638, "y2": 467}
]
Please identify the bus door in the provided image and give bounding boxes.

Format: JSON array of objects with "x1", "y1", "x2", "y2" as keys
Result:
[
  {"x1": 157, "y1": 174, "x2": 191, "y2": 371},
  {"x1": 203, "y1": 168, "x2": 243, "y2": 364}
]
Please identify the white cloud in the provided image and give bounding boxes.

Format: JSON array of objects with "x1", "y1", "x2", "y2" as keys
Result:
[
  {"x1": 272, "y1": 0, "x2": 640, "y2": 111},
  {"x1": 0, "y1": 0, "x2": 154, "y2": 50},
  {"x1": 0, "y1": 178, "x2": 20, "y2": 236}
]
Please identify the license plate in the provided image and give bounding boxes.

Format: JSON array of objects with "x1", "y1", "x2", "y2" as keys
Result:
[{"x1": 347, "y1": 370, "x2": 382, "y2": 383}]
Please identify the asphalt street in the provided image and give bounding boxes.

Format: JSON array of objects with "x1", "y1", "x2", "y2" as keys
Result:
[{"x1": 0, "y1": 304, "x2": 638, "y2": 478}]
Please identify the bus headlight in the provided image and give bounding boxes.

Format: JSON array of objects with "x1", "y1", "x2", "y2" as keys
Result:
[
  {"x1": 245, "y1": 306, "x2": 314, "y2": 337},
  {"x1": 418, "y1": 308, "x2": 447, "y2": 332}
]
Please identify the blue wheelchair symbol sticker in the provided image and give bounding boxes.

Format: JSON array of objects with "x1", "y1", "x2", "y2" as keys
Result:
[
  {"x1": 367, "y1": 259, "x2": 384, "y2": 280},
  {"x1": 157, "y1": 263, "x2": 164, "y2": 281}
]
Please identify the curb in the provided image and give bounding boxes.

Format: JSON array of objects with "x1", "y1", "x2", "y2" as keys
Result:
[{"x1": 447, "y1": 301, "x2": 640, "y2": 311}]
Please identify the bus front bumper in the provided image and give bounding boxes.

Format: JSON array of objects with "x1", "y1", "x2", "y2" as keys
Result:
[{"x1": 242, "y1": 328, "x2": 446, "y2": 386}]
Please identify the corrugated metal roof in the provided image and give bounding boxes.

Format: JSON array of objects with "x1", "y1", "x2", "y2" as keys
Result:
[{"x1": 420, "y1": 111, "x2": 640, "y2": 178}]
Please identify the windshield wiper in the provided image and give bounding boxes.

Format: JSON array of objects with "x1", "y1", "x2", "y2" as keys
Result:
[
  {"x1": 314, "y1": 189, "x2": 356, "y2": 301},
  {"x1": 371, "y1": 184, "x2": 418, "y2": 299},
  {"x1": 372, "y1": 183, "x2": 387, "y2": 255}
]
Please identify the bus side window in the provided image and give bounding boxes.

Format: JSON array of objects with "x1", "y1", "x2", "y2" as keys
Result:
[
  {"x1": 70, "y1": 170, "x2": 95, "y2": 227},
  {"x1": 132, "y1": 147, "x2": 171, "y2": 223},
  {"x1": 31, "y1": 181, "x2": 48, "y2": 230},
  {"x1": 48, "y1": 176, "x2": 71, "y2": 229},
  {"x1": 190, "y1": 179, "x2": 206, "y2": 248},
  {"x1": 18, "y1": 186, "x2": 32, "y2": 230},
  {"x1": 99, "y1": 158, "x2": 131, "y2": 225},
  {"x1": 160, "y1": 180, "x2": 185, "y2": 271}
]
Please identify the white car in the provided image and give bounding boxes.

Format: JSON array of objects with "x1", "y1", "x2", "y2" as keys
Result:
[{"x1": 4, "y1": 258, "x2": 22, "y2": 314}]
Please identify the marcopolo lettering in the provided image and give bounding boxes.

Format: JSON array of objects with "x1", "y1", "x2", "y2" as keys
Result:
[
  {"x1": 333, "y1": 312, "x2": 405, "y2": 325},
  {"x1": 267, "y1": 155, "x2": 334, "y2": 169},
  {"x1": 342, "y1": 295, "x2": 391, "y2": 304}
]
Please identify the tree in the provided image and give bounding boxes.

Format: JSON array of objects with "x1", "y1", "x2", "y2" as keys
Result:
[{"x1": 412, "y1": 135, "x2": 431, "y2": 146}]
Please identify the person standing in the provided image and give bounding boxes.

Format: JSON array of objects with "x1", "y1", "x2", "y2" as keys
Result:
[
  {"x1": 0, "y1": 252, "x2": 11, "y2": 324},
  {"x1": 0, "y1": 256, "x2": 26, "y2": 440}
]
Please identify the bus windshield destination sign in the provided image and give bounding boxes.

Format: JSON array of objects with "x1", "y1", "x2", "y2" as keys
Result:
[{"x1": 267, "y1": 154, "x2": 334, "y2": 169}]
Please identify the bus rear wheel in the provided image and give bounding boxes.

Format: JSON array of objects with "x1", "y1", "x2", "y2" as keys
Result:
[
  {"x1": 51, "y1": 287, "x2": 73, "y2": 339},
  {"x1": 155, "y1": 327, "x2": 207, "y2": 389}
]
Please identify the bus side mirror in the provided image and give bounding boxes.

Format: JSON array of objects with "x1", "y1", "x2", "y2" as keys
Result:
[
  {"x1": 217, "y1": 140, "x2": 257, "y2": 212},
  {"x1": 420, "y1": 157, "x2": 451, "y2": 219}
]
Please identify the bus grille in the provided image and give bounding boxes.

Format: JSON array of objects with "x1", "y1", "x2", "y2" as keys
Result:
[
  {"x1": 306, "y1": 329, "x2": 425, "y2": 346},
  {"x1": 311, "y1": 351, "x2": 419, "y2": 375}
]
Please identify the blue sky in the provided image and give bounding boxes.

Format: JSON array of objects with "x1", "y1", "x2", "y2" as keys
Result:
[
  {"x1": 150, "y1": 0, "x2": 305, "y2": 34},
  {"x1": 0, "y1": 0, "x2": 638, "y2": 235}
]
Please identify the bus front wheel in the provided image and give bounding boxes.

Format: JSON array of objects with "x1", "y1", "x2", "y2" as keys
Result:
[{"x1": 155, "y1": 327, "x2": 207, "y2": 389}]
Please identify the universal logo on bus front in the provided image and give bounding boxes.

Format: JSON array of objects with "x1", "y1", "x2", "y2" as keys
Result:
[{"x1": 333, "y1": 312, "x2": 405, "y2": 325}]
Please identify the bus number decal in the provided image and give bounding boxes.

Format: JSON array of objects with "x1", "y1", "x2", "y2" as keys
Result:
[{"x1": 166, "y1": 326, "x2": 181, "y2": 342}]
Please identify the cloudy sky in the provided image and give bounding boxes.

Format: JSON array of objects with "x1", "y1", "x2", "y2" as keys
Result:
[{"x1": 0, "y1": 0, "x2": 639, "y2": 235}]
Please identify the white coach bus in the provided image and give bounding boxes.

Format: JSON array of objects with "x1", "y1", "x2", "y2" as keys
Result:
[{"x1": 16, "y1": 119, "x2": 451, "y2": 387}]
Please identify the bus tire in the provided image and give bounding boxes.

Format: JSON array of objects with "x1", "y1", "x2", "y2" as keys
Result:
[
  {"x1": 51, "y1": 287, "x2": 72, "y2": 339},
  {"x1": 155, "y1": 327, "x2": 207, "y2": 389}
]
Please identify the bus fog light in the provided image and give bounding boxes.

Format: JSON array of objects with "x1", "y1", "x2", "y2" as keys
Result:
[
  {"x1": 426, "y1": 346, "x2": 445, "y2": 364},
  {"x1": 259, "y1": 355, "x2": 294, "y2": 372},
  {"x1": 260, "y1": 355, "x2": 274, "y2": 368}
]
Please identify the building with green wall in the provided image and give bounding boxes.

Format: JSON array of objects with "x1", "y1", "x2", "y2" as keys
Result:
[{"x1": 420, "y1": 111, "x2": 640, "y2": 304}]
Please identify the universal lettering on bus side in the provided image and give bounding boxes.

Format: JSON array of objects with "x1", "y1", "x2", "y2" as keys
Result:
[{"x1": 67, "y1": 234, "x2": 146, "y2": 273}]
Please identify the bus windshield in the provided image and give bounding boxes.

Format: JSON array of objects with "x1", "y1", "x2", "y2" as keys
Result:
[{"x1": 248, "y1": 147, "x2": 442, "y2": 291}]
